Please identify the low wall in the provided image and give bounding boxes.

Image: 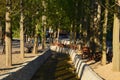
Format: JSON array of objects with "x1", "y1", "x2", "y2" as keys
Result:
[
  {"x1": 59, "y1": 40, "x2": 70, "y2": 45},
  {"x1": 50, "y1": 46, "x2": 103, "y2": 80},
  {"x1": 2, "y1": 48, "x2": 51, "y2": 80}
]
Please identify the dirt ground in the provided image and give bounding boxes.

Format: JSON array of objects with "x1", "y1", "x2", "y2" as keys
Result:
[
  {"x1": 0, "y1": 45, "x2": 42, "y2": 78},
  {"x1": 86, "y1": 60, "x2": 120, "y2": 80},
  {"x1": 0, "y1": 53, "x2": 38, "y2": 76}
]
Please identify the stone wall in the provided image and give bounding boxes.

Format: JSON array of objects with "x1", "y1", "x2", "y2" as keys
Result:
[{"x1": 50, "y1": 46, "x2": 103, "y2": 80}]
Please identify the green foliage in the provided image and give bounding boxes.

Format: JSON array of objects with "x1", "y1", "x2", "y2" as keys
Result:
[
  {"x1": 0, "y1": 0, "x2": 114, "y2": 40},
  {"x1": 0, "y1": 0, "x2": 5, "y2": 18},
  {"x1": 12, "y1": 28, "x2": 20, "y2": 38}
]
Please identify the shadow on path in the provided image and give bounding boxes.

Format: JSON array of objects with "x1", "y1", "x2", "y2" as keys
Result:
[{"x1": 31, "y1": 52, "x2": 78, "y2": 80}]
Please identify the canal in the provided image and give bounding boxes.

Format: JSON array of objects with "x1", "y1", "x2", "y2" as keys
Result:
[{"x1": 31, "y1": 51, "x2": 79, "y2": 80}]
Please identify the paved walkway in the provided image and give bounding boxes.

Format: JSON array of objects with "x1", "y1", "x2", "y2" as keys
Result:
[{"x1": 31, "y1": 52, "x2": 79, "y2": 80}]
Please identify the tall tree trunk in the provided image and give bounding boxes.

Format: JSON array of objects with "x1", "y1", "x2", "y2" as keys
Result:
[
  {"x1": 41, "y1": 30, "x2": 44, "y2": 49},
  {"x1": 74, "y1": 1, "x2": 78, "y2": 45},
  {"x1": 5, "y1": 0, "x2": 12, "y2": 66},
  {"x1": 42, "y1": 15, "x2": 46, "y2": 49},
  {"x1": 73, "y1": 25, "x2": 77, "y2": 44},
  {"x1": 82, "y1": 17, "x2": 88, "y2": 45},
  {"x1": 53, "y1": 29, "x2": 57, "y2": 40},
  {"x1": 42, "y1": 0, "x2": 47, "y2": 49},
  {"x1": 112, "y1": 0, "x2": 120, "y2": 71},
  {"x1": 57, "y1": 27, "x2": 60, "y2": 44},
  {"x1": 32, "y1": 24, "x2": 38, "y2": 54},
  {"x1": 70, "y1": 23, "x2": 73, "y2": 45},
  {"x1": 94, "y1": 1, "x2": 101, "y2": 52},
  {"x1": 101, "y1": 0, "x2": 109, "y2": 65},
  {"x1": 49, "y1": 26, "x2": 53, "y2": 44},
  {"x1": 43, "y1": 20, "x2": 46, "y2": 48},
  {"x1": 20, "y1": 0, "x2": 24, "y2": 58},
  {"x1": 79, "y1": 23, "x2": 82, "y2": 40},
  {"x1": 89, "y1": 0, "x2": 96, "y2": 54}
]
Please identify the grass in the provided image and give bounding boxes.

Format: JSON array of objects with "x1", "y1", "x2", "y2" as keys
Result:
[{"x1": 31, "y1": 51, "x2": 79, "y2": 80}]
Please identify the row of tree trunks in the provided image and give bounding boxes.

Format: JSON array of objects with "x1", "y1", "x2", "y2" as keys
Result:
[
  {"x1": 87, "y1": 0, "x2": 109, "y2": 67},
  {"x1": 88, "y1": 0, "x2": 101, "y2": 56},
  {"x1": 3, "y1": 0, "x2": 120, "y2": 72}
]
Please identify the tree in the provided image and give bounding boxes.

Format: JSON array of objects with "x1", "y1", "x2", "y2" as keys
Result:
[
  {"x1": 5, "y1": 0, "x2": 12, "y2": 66},
  {"x1": 112, "y1": 0, "x2": 120, "y2": 71},
  {"x1": 93, "y1": 0, "x2": 101, "y2": 53},
  {"x1": 23, "y1": 0, "x2": 42, "y2": 54},
  {"x1": 42, "y1": 0, "x2": 47, "y2": 49},
  {"x1": 20, "y1": 0, "x2": 24, "y2": 58},
  {"x1": 101, "y1": 0, "x2": 109, "y2": 65},
  {"x1": 32, "y1": 23, "x2": 39, "y2": 54}
]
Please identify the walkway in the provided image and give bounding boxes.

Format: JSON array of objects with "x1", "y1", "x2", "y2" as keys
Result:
[{"x1": 31, "y1": 51, "x2": 79, "y2": 80}]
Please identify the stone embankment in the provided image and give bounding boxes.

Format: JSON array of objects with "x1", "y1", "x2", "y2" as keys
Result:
[{"x1": 50, "y1": 45, "x2": 103, "y2": 80}]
